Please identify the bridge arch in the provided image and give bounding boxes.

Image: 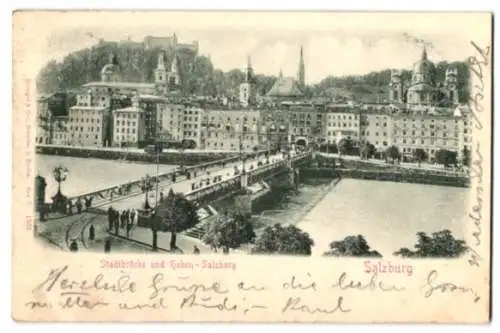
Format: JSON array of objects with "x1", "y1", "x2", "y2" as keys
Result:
[{"x1": 295, "y1": 137, "x2": 308, "y2": 147}]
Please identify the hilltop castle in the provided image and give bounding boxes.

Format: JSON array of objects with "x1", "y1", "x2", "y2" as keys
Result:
[{"x1": 143, "y1": 33, "x2": 199, "y2": 55}]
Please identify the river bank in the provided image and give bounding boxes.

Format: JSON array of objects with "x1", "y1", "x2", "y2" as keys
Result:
[
  {"x1": 36, "y1": 144, "x2": 256, "y2": 166},
  {"x1": 300, "y1": 168, "x2": 469, "y2": 188}
]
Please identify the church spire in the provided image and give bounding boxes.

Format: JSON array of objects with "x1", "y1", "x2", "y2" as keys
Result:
[
  {"x1": 297, "y1": 46, "x2": 305, "y2": 87},
  {"x1": 421, "y1": 45, "x2": 428, "y2": 61},
  {"x1": 245, "y1": 55, "x2": 254, "y2": 82}
]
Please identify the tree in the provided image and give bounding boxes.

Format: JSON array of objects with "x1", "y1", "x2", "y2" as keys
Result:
[
  {"x1": 412, "y1": 148, "x2": 428, "y2": 167},
  {"x1": 323, "y1": 235, "x2": 382, "y2": 257},
  {"x1": 385, "y1": 145, "x2": 401, "y2": 163},
  {"x1": 359, "y1": 141, "x2": 376, "y2": 160},
  {"x1": 252, "y1": 224, "x2": 314, "y2": 256},
  {"x1": 435, "y1": 149, "x2": 458, "y2": 168},
  {"x1": 337, "y1": 138, "x2": 354, "y2": 157},
  {"x1": 394, "y1": 229, "x2": 467, "y2": 258},
  {"x1": 149, "y1": 189, "x2": 199, "y2": 251},
  {"x1": 202, "y1": 211, "x2": 256, "y2": 254}
]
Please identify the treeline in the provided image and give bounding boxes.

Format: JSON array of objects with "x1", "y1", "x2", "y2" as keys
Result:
[
  {"x1": 37, "y1": 40, "x2": 470, "y2": 102},
  {"x1": 36, "y1": 40, "x2": 277, "y2": 97},
  {"x1": 311, "y1": 61, "x2": 470, "y2": 103}
]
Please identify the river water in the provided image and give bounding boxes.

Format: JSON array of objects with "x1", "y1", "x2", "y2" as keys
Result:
[
  {"x1": 36, "y1": 155, "x2": 178, "y2": 198},
  {"x1": 36, "y1": 155, "x2": 468, "y2": 257}
]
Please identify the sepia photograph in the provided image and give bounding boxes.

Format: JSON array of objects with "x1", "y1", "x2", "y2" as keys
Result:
[{"x1": 12, "y1": 11, "x2": 492, "y2": 323}]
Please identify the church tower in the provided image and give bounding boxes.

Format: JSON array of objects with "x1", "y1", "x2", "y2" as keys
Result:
[
  {"x1": 167, "y1": 53, "x2": 181, "y2": 89},
  {"x1": 239, "y1": 55, "x2": 256, "y2": 107},
  {"x1": 154, "y1": 50, "x2": 168, "y2": 94},
  {"x1": 389, "y1": 69, "x2": 404, "y2": 104},
  {"x1": 444, "y1": 67, "x2": 459, "y2": 105},
  {"x1": 297, "y1": 46, "x2": 305, "y2": 88}
]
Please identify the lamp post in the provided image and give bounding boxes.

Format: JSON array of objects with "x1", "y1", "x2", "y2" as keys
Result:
[{"x1": 142, "y1": 174, "x2": 152, "y2": 210}]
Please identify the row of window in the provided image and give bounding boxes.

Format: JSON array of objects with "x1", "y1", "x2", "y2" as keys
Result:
[
  {"x1": 115, "y1": 121, "x2": 137, "y2": 127},
  {"x1": 328, "y1": 123, "x2": 359, "y2": 128},
  {"x1": 205, "y1": 141, "x2": 252, "y2": 149},
  {"x1": 395, "y1": 138, "x2": 458, "y2": 146},
  {"x1": 327, "y1": 114, "x2": 359, "y2": 120},
  {"x1": 69, "y1": 126, "x2": 100, "y2": 132},
  {"x1": 69, "y1": 118, "x2": 101, "y2": 124},
  {"x1": 114, "y1": 128, "x2": 136, "y2": 134},
  {"x1": 116, "y1": 113, "x2": 139, "y2": 119}
]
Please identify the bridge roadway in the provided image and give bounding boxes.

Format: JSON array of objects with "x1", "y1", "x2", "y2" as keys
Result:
[{"x1": 95, "y1": 151, "x2": 299, "y2": 211}]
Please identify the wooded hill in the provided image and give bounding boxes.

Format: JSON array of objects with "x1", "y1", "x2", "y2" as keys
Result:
[{"x1": 37, "y1": 40, "x2": 470, "y2": 103}]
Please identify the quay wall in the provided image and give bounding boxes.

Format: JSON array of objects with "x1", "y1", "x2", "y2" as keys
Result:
[
  {"x1": 35, "y1": 145, "x2": 264, "y2": 166},
  {"x1": 300, "y1": 168, "x2": 470, "y2": 188}
]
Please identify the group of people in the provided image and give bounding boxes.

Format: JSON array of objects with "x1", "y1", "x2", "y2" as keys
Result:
[
  {"x1": 66, "y1": 196, "x2": 94, "y2": 215},
  {"x1": 107, "y1": 206, "x2": 138, "y2": 238}
]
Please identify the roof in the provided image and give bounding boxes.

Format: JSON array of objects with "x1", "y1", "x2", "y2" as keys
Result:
[
  {"x1": 84, "y1": 81, "x2": 155, "y2": 89},
  {"x1": 70, "y1": 106, "x2": 106, "y2": 111},
  {"x1": 138, "y1": 94, "x2": 168, "y2": 102},
  {"x1": 266, "y1": 77, "x2": 304, "y2": 97},
  {"x1": 113, "y1": 106, "x2": 144, "y2": 113}
]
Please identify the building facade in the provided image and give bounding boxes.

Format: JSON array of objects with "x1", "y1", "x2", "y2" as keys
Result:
[
  {"x1": 200, "y1": 109, "x2": 262, "y2": 152},
  {"x1": 326, "y1": 104, "x2": 361, "y2": 145}
]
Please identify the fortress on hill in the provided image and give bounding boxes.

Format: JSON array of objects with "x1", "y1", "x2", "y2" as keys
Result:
[{"x1": 143, "y1": 33, "x2": 199, "y2": 55}]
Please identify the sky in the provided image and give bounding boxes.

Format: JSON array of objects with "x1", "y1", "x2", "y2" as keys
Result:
[{"x1": 15, "y1": 12, "x2": 492, "y2": 85}]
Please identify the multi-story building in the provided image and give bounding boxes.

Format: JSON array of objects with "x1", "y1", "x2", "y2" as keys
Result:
[
  {"x1": 260, "y1": 108, "x2": 290, "y2": 151},
  {"x1": 200, "y1": 109, "x2": 262, "y2": 152},
  {"x1": 325, "y1": 104, "x2": 361, "y2": 145},
  {"x1": 36, "y1": 94, "x2": 53, "y2": 145},
  {"x1": 112, "y1": 95, "x2": 146, "y2": 146},
  {"x1": 182, "y1": 105, "x2": 203, "y2": 148},
  {"x1": 157, "y1": 102, "x2": 184, "y2": 143},
  {"x1": 391, "y1": 108, "x2": 462, "y2": 161},
  {"x1": 360, "y1": 107, "x2": 392, "y2": 152},
  {"x1": 66, "y1": 105, "x2": 107, "y2": 146},
  {"x1": 288, "y1": 105, "x2": 325, "y2": 147},
  {"x1": 51, "y1": 116, "x2": 70, "y2": 145}
]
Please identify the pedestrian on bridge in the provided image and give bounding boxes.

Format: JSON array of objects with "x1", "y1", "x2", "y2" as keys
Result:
[
  {"x1": 120, "y1": 211, "x2": 127, "y2": 229},
  {"x1": 84, "y1": 197, "x2": 91, "y2": 211},
  {"x1": 114, "y1": 215, "x2": 120, "y2": 235},
  {"x1": 67, "y1": 200, "x2": 73, "y2": 215},
  {"x1": 107, "y1": 206, "x2": 114, "y2": 231},
  {"x1": 160, "y1": 191, "x2": 164, "y2": 202},
  {"x1": 89, "y1": 224, "x2": 95, "y2": 241},
  {"x1": 69, "y1": 239, "x2": 78, "y2": 252},
  {"x1": 76, "y1": 198, "x2": 83, "y2": 214},
  {"x1": 104, "y1": 238, "x2": 111, "y2": 253},
  {"x1": 126, "y1": 220, "x2": 132, "y2": 238}
]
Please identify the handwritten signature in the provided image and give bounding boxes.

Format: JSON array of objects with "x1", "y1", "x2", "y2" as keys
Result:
[{"x1": 422, "y1": 270, "x2": 480, "y2": 303}]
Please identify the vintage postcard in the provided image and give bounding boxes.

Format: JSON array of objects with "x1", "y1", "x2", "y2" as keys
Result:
[{"x1": 12, "y1": 11, "x2": 492, "y2": 323}]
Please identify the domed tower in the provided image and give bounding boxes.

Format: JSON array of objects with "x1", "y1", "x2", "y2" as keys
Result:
[
  {"x1": 407, "y1": 46, "x2": 437, "y2": 105},
  {"x1": 101, "y1": 53, "x2": 121, "y2": 82},
  {"x1": 155, "y1": 50, "x2": 168, "y2": 94},
  {"x1": 389, "y1": 69, "x2": 404, "y2": 103},
  {"x1": 239, "y1": 55, "x2": 256, "y2": 107},
  {"x1": 444, "y1": 67, "x2": 459, "y2": 105}
]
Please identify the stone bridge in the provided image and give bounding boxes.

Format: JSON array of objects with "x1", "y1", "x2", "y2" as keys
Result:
[{"x1": 53, "y1": 151, "x2": 313, "y2": 211}]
